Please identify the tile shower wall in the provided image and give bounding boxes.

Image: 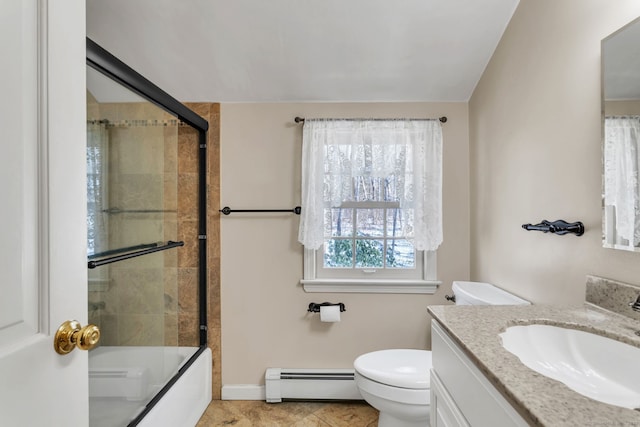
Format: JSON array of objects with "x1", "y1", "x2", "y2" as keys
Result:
[{"x1": 184, "y1": 102, "x2": 221, "y2": 399}]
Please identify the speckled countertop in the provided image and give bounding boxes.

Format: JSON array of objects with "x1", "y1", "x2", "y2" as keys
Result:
[{"x1": 428, "y1": 303, "x2": 640, "y2": 427}]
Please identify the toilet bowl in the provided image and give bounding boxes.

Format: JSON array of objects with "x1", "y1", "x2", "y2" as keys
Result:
[
  {"x1": 354, "y1": 349, "x2": 431, "y2": 427},
  {"x1": 354, "y1": 281, "x2": 530, "y2": 427}
]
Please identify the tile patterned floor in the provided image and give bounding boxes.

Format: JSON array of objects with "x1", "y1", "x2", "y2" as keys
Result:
[{"x1": 196, "y1": 400, "x2": 379, "y2": 426}]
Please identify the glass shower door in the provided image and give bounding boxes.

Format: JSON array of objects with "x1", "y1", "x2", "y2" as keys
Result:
[{"x1": 86, "y1": 65, "x2": 186, "y2": 427}]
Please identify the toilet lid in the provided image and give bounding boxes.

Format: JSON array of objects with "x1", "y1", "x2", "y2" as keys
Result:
[{"x1": 354, "y1": 349, "x2": 431, "y2": 389}]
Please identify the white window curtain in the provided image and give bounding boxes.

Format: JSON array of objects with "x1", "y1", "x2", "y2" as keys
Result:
[
  {"x1": 604, "y1": 116, "x2": 640, "y2": 246},
  {"x1": 298, "y1": 119, "x2": 443, "y2": 251}
]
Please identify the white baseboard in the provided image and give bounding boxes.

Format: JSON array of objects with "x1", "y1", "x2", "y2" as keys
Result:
[{"x1": 221, "y1": 384, "x2": 266, "y2": 401}]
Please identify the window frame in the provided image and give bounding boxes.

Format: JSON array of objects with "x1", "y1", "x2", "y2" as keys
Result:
[
  {"x1": 298, "y1": 118, "x2": 442, "y2": 294},
  {"x1": 302, "y1": 200, "x2": 439, "y2": 293},
  {"x1": 301, "y1": 246, "x2": 439, "y2": 294}
]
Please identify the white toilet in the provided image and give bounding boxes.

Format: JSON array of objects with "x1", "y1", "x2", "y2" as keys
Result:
[{"x1": 353, "y1": 281, "x2": 530, "y2": 427}]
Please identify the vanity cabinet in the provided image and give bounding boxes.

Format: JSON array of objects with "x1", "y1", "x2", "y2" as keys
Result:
[{"x1": 430, "y1": 321, "x2": 529, "y2": 427}]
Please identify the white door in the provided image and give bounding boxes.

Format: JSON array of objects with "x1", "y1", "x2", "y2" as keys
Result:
[{"x1": 0, "y1": 1, "x2": 88, "y2": 426}]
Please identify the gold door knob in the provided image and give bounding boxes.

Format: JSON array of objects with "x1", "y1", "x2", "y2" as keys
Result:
[{"x1": 54, "y1": 320, "x2": 101, "y2": 355}]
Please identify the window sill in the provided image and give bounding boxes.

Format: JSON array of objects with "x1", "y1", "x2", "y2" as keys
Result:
[{"x1": 300, "y1": 279, "x2": 441, "y2": 294}]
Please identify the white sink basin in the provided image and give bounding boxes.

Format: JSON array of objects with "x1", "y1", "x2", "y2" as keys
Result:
[{"x1": 500, "y1": 324, "x2": 640, "y2": 409}]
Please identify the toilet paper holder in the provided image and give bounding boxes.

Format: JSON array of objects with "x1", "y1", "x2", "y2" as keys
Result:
[{"x1": 308, "y1": 302, "x2": 346, "y2": 313}]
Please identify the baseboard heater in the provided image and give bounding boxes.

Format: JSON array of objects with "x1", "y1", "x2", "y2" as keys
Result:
[{"x1": 265, "y1": 368, "x2": 362, "y2": 403}]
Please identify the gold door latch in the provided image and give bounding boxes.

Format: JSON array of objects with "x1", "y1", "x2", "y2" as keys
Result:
[{"x1": 54, "y1": 320, "x2": 100, "y2": 355}]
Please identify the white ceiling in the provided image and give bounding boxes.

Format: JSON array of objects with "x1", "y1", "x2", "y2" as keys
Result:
[{"x1": 86, "y1": 0, "x2": 519, "y2": 103}]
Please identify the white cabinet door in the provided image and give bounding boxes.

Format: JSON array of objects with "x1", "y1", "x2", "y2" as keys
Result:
[
  {"x1": 431, "y1": 322, "x2": 529, "y2": 427},
  {"x1": 430, "y1": 370, "x2": 470, "y2": 427},
  {"x1": 0, "y1": 1, "x2": 88, "y2": 426}
]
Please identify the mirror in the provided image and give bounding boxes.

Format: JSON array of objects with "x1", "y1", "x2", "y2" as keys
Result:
[{"x1": 602, "y1": 17, "x2": 640, "y2": 251}]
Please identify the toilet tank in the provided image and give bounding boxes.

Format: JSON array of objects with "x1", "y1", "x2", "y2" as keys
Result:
[{"x1": 452, "y1": 281, "x2": 530, "y2": 306}]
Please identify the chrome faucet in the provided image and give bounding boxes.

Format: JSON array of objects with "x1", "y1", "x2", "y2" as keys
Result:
[{"x1": 630, "y1": 295, "x2": 640, "y2": 312}]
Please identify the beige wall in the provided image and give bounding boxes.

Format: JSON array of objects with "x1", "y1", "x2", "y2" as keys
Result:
[
  {"x1": 469, "y1": 1, "x2": 640, "y2": 304},
  {"x1": 220, "y1": 103, "x2": 468, "y2": 385}
]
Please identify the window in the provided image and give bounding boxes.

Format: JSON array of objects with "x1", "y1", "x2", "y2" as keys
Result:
[
  {"x1": 87, "y1": 120, "x2": 110, "y2": 289},
  {"x1": 322, "y1": 200, "x2": 420, "y2": 278},
  {"x1": 298, "y1": 119, "x2": 442, "y2": 293},
  {"x1": 87, "y1": 120, "x2": 109, "y2": 257}
]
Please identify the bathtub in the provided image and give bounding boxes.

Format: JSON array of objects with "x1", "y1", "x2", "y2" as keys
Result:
[{"x1": 89, "y1": 346, "x2": 212, "y2": 427}]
